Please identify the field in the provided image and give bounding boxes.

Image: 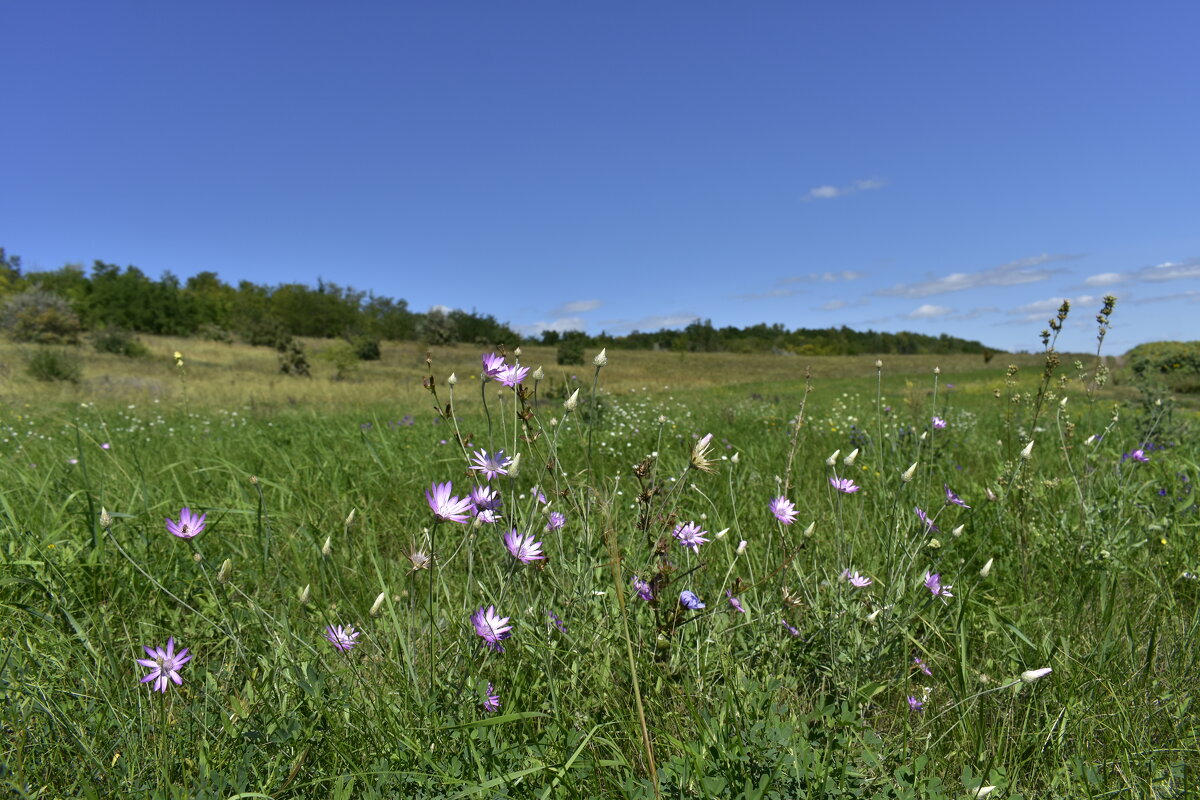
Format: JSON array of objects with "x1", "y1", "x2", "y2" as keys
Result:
[{"x1": 2, "y1": 336, "x2": 1198, "y2": 798}]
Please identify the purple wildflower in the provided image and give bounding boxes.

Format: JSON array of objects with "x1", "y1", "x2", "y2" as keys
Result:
[
  {"x1": 931, "y1": 416, "x2": 947, "y2": 430},
  {"x1": 679, "y1": 590, "x2": 705, "y2": 610},
  {"x1": 944, "y1": 485, "x2": 970, "y2": 509},
  {"x1": 471, "y1": 605, "x2": 513, "y2": 653},
  {"x1": 426, "y1": 481, "x2": 473, "y2": 524},
  {"x1": 482, "y1": 682, "x2": 501, "y2": 712},
  {"x1": 497, "y1": 364, "x2": 530, "y2": 388},
  {"x1": 1126, "y1": 449, "x2": 1149, "y2": 463},
  {"x1": 923, "y1": 571, "x2": 954, "y2": 602},
  {"x1": 631, "y1": 576, "x2": 654, "y2": 601},
  {"x1": 726, "y1": 590, "x2": 746, "y2": 613},
  {"x1": 481, "y1": 352, "x2": 506, "y2": 380},
  {"x1": 673, "y1": 521, "x2": 710, "y2": 550},
  {"x1": 547, "y1": 610, "x2": 567, "y2": 633},
  {"x1": 324, "y1": 624, "x2": 360, "y2": 652},
  {"x1": 840, "y1": 569, "x2": 872, "y2": 588},
  {"x1": 137, "y1": 637, "x2": 192, "y2": 693},
  {"x1": 470, "y1": 449, "x2": 511, "y2": 481},
  {"x1": 914, "y1": 506, "x2": 939, "y2": 533},
  {"x1": 545, "y1": 511, "x2": 566, "y2": 532},
  {"x1": 907, "y1": 695, "x2": 924, "y2": 712},
  {"x1": 503, "y1": 529, "x2": 545, "y2": 563},
  {"x1": 101, "y1": 442, "x2": 111, "y2": 450},
  {"x1": 830, "y1": 477, "x2": 861, "y2": 494},
  {"x1": 913, "y1": 656, "x2": 932, "y2": 676},
  {"x1": 770, "y1": 496, "x2": 798, "y2": 524},
  {"x1": 781, "y1": 619, "x2": 802, "y2": 637},
  {"x1": 165, "y1": 507, "x2": 206, "y2": 539}
]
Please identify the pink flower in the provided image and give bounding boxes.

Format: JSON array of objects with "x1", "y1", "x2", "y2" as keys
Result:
[
  {"x1": 503, "y1": 529, "x2": 545, "y2": 563},
  {"x1": 770, "y1": 496, "x2": 798, "y2": 524},
  {"x1": 830, "y1": 477, "x2": 860, "y2": 494},
  {"x1": 923, "y1": 571, "x2": 954, "y2": 602},
  {"x1": 165, "y1": 507, "x2": 206, "y2": 539},
  {"x1": 426, "y1": 481, "x2": 473, "y2": 524},
  {"x1": 324, "y1": 624, "x2": 360, "y2": 652},
  {"x1": 137, "y1": 637, "x2": 191, "y2": 693},
  {"x1": 471, "y1": 605, "x2": 513, "y2": 652},
  {"x1": 672, "y1": 521, "x2": 710, "y2": 549},
  {"x1": 931, "y1": 416, "x2": 947, "y2": 430}
]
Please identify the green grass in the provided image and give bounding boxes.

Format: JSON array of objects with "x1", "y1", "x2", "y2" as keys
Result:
[{"x1": 1, "y1": 347, "x2": 1197, "y2": 798}]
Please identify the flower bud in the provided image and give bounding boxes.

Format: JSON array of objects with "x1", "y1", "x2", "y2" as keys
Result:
[
  {"x1": 825, "y1": 449, "x2": 840, "y2": 466},
  {"x1": 714, "y1": 527, "x2": 729, "y2": 539},
  {"x1": 508, "y1": 452, "x2": 522, "y2": 477},
  {"x1": 345, "y1": 508, "x2": 356, "y2": 528},
  {"x1": 513, "y1": 347, "x2": 522, "y2": 357},
  {"x1": 298, "y1": 584, "x2": 311, "y2": 605},
  {"x1": 99, "y1": 507, "x2": 112, "y2": 529},
  {"x1": 249, "y1": 475, "x2": 258, "y2": 485},
  {"x1": 901, "y1": 462, "x2": 918, "y2": 482},
  {"x1": 802, "y1": 521, "x2": 815, "y2": 537},
  {"x1": 1060, "y1": 396, "x2": 1069, "y2": 408},
  {"x1": 934, "y1": 366, "x2": 941, "y2": 375},
  {"x1": 866, "y1": 607, "x2": 883, "y2": 622},
  {"x1": 736, "y1": 540, "x2": 748, "y2": 555},
  {"x1": 971, "y1": 787, "x2": 997, "y2": 799},
  {"x1": 875, "y1": 359, "x2": 883, "y2": 369},
  {"x1": 1020, "y1": 667, "x2": 1052, "y2": 683},
  {"x1": 985, "y1": 487, "x2": 998, "y2": 502},
  {"x1": 192, "y1": 552, "x2": 202, "y2": 563},
  {"x1": 370, "y1": 591, "x2": 387, "y2": 617},
  {"x1": 1020, "y1": 440, "x2": 1035, "y2": 459},
  {"x1": 979, "y1": 557, "x2": 993, "y2": 578},
  {"x1": 593, "y1": 348, "x2": 608, "y2": 367},
  {"x1": 952, "y1": 524, "x2": 964, "y2": 537},
  {"x1": 448, "y1": 372, "x2": 458, "y2": 385},
  {"x1": 564, "y1": 389, "x2": 580, "y2": 412},
  {"x1": 843, "y1": 448, "x2": 859, "y2": 466},
  {"x1": 322, "y1": 536, "x2": 333, "y2": 557},
  {"x1": 920, "y1": 431, "x2": 928, "y2": 441},
  {"x1": 532, "y1": 365, "x2": 544, "y2": 381},
  {"x1": 730, "y1": 451, "x2": 739, "y2": 464},
  {"x1": 217, "y1": 558, "x2": 232, "y2": 583}
]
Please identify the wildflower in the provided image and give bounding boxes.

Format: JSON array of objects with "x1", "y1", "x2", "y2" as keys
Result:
[
  {"x1": 1125, "y1": 449, "x2": 1149, "y2": 463},
  {"x1": 680, "y1": 590, "x2": 705, "y2": 610},
  {"x1": 497, "y1": 364, "x2": 530, "y2": 387},
  {"x1": 503, "y1": 529, "x2": 546, "y2": 563},
  {"x1": 841, "y1": 569, "x2": 872, "y2": 588},
  {"x1": 830, "y1": 477, "x2": 860, "y2": 494},
  {"x1": 470, "y1": 485, "x2": 503, "y2": 518},
  {"x1": 907, "y1": 695, "x2": 924, "y2": 712},
  {"x1": 736, "y1": 539, "x2": 748, "y2": 555},
  {"x1": 471, "y1": 605, "x2": 513, "y2": 652},
  {"x1": 1020, "y1": 440, "x2": 1035, "y2": 459},
  {"x1": 593, "y1": 348, "x2": 608, "y2": 367},
  {"x1": 781, "y1": 619, "x2": 802, "y2": 637},
  {"x1": 631, "y1": 576, "x2": 654, "y2": 601},
  {"x1": 825, "y1": 449, "x2": 840, "y2": 466},
  {"x1": 447, "y1": 372, "x2": 457, "y2": 385},
  {"x1": 726, "y1": 591, "x2": 746, "y2": 613},
  {"x1": 370, "y1": 591, "x2": 387, "y2": 617},
  {"x1": 690, "y1": 433, "x2": 717, "y2": 473},
  {"x1": 923, "y1": 571, "x2": 953, "y2": 602},
  {"x1": 564, "y1": 388, "x2": 580, "y2": 411},
  {"x1": 482, "y1": 682, "x2": 501, "y2": 712},
  {"x1": 324, "y1": 624, "x2": 360, "y2": 652},
  {"x1": 481, "y1": 352, "x2": 506, "y2": 380},
  {"x1": 544, "y1": 511, "x2": 566, "y2": 532},
  {"x1": 914, "y1": 506, "x2": 939, "y2": 532},
  {"x1": 547, "y1": 610, "x2": 568, "y2": 633},
  {"x1": 405, "y1": 547, "x2": 433, "y2": 572},
  {"x1": 673, "y1": 521, "x2": 710, "y2": 550},
  {"x1": 470, "y1": 449, "x2": 511, "y2": 481},
  {"x1": 913, "y1": 656, "x2": 932, "y2": 676},
  {"x1": 901, "y1": 462, "x2": 918, "y2": 482},
  {"x1": 931, "y1": 416, "x2": 947, "y2": 430},
  {"x1": 770, "y1": 496, "x2": 798, "y2": 524},
  {"x1": 843, "y1": 448, "x2": 859, "y2": 466},
  {"x1": 979, "y1": 557, "x2": 993, "y2": 578},
  {"x1": 944, "y1": 485, "x2": 970, "y2": 509},
  {"x1": 531, "y1": 365, "x2": 544, "y2": 381},
  {"x1": 101, "y1": 442, "x2": 111, "y2": 450},
  {"x1": 137, "y1": 637, "x2": 192, "y2": 693},
  {"x1": 1021, "y1": 667, "x2": 1052, "y2": 683},
  {"x1": 165, "y1": 507, "x2": 206, "y2": 539},
  {"x1": 426, "y1": 481, "x2": 473, "y2": 523}
]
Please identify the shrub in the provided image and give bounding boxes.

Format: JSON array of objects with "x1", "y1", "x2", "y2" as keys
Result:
[
  {"x1": 350, "y1": 335, "x2": 381, "y2": 361},
  {"x1": 1, "y1": 288, "x2": 83, "y2": 344},
  {"x1": 278, "y1": 338, "x2": 311, "y2": 376},
  {"x1": 1128, "y1": 340, "x2": 1200, "y2": 394},
  {"x1": 556, "y1": 337, "x2": 585, "y2": 366},
  {"x1": 318, "y1": 340, "x2": 359, "y2": 380},
  {"x1": 25, "y1": 347, "x2": 83, "y2": 383},
  {"x1": 91, "y1": 328, "x2": 148, "y2": 357},
  {"x1": 196, "y1": 323, "x2": 233, "y2": 343}
]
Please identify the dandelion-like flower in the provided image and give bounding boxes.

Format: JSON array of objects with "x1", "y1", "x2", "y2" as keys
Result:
[
  {"x1": 673, "y1": 521, "x2": 710, "y2": 550},
  {"x1": 631, "y1": 576, "x2": 654, "y2": 601},
  {"x1": 405, "y1": 547, "x2": 433, "y2": 572},
  {"x1": 470, "y1": 450, "x2": 511, "y2": 481},
  {"x1": 841, "y1": 569, "x2": 872, "y2": 588},
  {"x1": 679, "y1": 590, "x2": 705, "y2": 610},
  {"x1": 165, "y1": 507, "x2": 206, "y2": 539},
  {"x1": 931, "y1": 416, "x2": 947, "y2": 430},
  {"x1": 426, "y1": 481, "x2": 473, "y2": 523},
  {"x1": 830, "y1": 477, "x2": 861, "y2": 494},
  {"x1": 137, "y1": 637, "x2": 192, "y2": 693},
  {"x1": 944, "y1": 485, "x2": 970, "y2": 509},
  {"x1": 914, "y1": 506, "x2": 939, "y2": 533},
  {"x1": 324, "y1": 624, "x2": 360, "y2": 652},
  {"x1": 482, "y1": 682, "x2": 501, "y2": 712},
  {"x1": 471, "y1": 605, "x2": 513, "y2": 652},
  {"x1": 481, "y1": 352, "x2": 506, "y2": 380},
  {"x1": 544, "y1": 511, "x2": 566, "y2": 532},
  {"x1": 496, "y1": 364, "x2": 530, "y2": 388},
  {"x1": 770, "y1": 496, "x2": 798, "y2": 524},
  {"x1": 923, "y1": 571, "x2": 954, "y2": 602},
  {"x1": 503, "y1": 529, "x2": 545, "y2": 563},
  {"x1": 690, "y1": 433, "x2": 717, "y2": 473},
  {"x1": 726, "y1": 590, "x2": 746, "y2": 613}
]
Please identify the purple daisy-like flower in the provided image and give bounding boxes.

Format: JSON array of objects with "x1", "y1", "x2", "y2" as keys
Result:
[
  {"x1": 497, "y1": 364, "x2": 530, "y2": 388},
  {"x1": 1126, "y1": 449, "x2": 1149, "y2": 463},
  {"x1": 673, "y1": 521, "x2": 710, "y2": 550},
  {"x1": 544, "y1": 511, "x2": 566, "y2": 532},
  {"x1": 840, "y1": 569, "x2": 872, "y2": 588},
  {"x1": 944, "y1": 485, "x2": 970, "y2": 509},
  {"x1": 471, "y1": 485, "x2": 503, "y2": 513},
  {"x1": 426, "y1": 481, "x2": 473, "y2": 524},
  {"x1": 471, "y1": 605, "x2": 513, "y2": 652},
  {"x1": 679, "y1": 590, "x2": 705, "y2": 610},
  {"x1": 770, "y1": 496, "x2": 798, "y2": 525},
  {"x1": 830, "y1": 477, "x2": 861, "y2": 494},
  {"x1": 503, "y1": 529, "x2": 545, "y2": 563},
  {"x1": 931, "y1": 416, "x2": 947, "y2": 430},
  {"x1": 726, "y1": 590, "x2": 746, "y2": 613},
  {"x1": 324, "y1": 624, "x2": 360, "y2": 652},
  {"x1": 137, "y1": 637, "x2": 192, "y2": 693},
  {"x1": 914, "y1": 506, "x2": 939, "y2": 533},
  {"x1": 481, "y1": 352, "x2": 506, "y2": 380},
  {"x1": 913, "y1": 656, "x2": 933, "y2": 676},
  {"x1": 165, "y1": 507, "x2": 206, "y2": 539},
  {"x1": 482, "y1": 682, "x2": 501, "y2": 712},
  {"x1": 907, "y1": 695, "x2": 925, "y2": 712},
  {"x1": 923, "y1": 571, "x2": 954, "y2": 602},
  {"x1": 470, "y1": 449, "x2": 511, "y2": 481},
  {"x1": 632, "y1": 576, "x2": 654, "y2": 601},
  {"x1": 781, "y1": 619, "x2": 802, "y2": 637}
]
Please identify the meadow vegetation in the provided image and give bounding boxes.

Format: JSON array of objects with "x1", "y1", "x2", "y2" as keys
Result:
[{"x1": 1, "y1": 327, "x2": 1198, "y2": 797}]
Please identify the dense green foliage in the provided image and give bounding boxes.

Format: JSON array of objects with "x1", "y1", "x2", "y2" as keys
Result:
[{"x1": 1128, "y1": 340, "x2": 1200, "y2": 394}]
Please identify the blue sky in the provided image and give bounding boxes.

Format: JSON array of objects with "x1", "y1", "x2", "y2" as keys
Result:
[{"x1": 3, "y1": 2, "x2": 1198, "y2": 353}]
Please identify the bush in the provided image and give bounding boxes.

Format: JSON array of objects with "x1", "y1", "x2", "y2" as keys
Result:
[
  {"x1": 556, "y1": 337, "x2": 585, "y2": 366},
  {"x1": 1128, "y1": 340, "x2": 1200, "y2": 394},
  {"x1": 196, "y1": 323, "x2": 234, "y2": 343},
  {"x1": 1, "y1": 288, "x2": 83, "y2": 344},
  {"x1": 318, "y1": 340, "x2": 359, "y2": 380},
  {"x1": 350, "y1": 335, "x2": 381, "y2": 361},
  {"x1": 91, "y1": 328, "x2": 148, "y2": 357},
  {"x1": 25, "y1": 347, "x2": 82, "y2": 383},
  {"x1": 240, "y1": 317, "x2": 290, "y2": 349},
  {"x1": 278, "y1": 338, "x2": 311, "y2": 376}
]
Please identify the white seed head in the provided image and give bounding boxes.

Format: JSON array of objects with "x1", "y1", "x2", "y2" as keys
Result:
[
  {"x1": 952, "y1": 524, "x2": 965, "y2": 537},
  {"x1": 549, "y1": 416, "x2": 558, "y2": 427},
  {"x1": 843, "y1": 448, "x2": 859, "y2": 466},
  {"x1": 217, "y1": 558, "x2": 232, "y2": 584},
  {"x1": 564, "y1": 389, "x2": 580, "y2": 412},
  {"x1": 593, "y1": 348, "x2": 608, "y2": 367},
  {"x1": 1021, "y1": 667, "x2": 1052, "y2": 683},
  {"x1": 979, "y1": 557, "x2": 993, "y2": 578},
  {"x1": 901, "y1": 462, "x2": 918, "y2": 482},
  {"x1": 321, "y1": 536, "x2": 333, "y2": 557},
  {"x1": 825, "y1": 449, "x2": 840, "y2": 466},
  {"x1": 99, "y1": 507, "x2": 112, "y2": 529},
  {"x1": 1020, "y1": 440, "x2": 1035, "y2": 459},
  {"x1": 736, "y1": 540, "x2": 748, "y2": 555},
  {"x1": 370, "y1": 591, "x2": 387, "y2": 617},
  {"x1": 299, "y1": 584, "x2": 311, "y2": 605},
  {"x1": 532, "y1": 365, "x2": 544, "y2": 381},
  {"x1": 447, "y1": 372, "x2": 458, "y2": 385}
]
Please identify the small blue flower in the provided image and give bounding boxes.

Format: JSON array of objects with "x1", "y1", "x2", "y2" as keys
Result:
[{"x1": 679, "y1": 590, "x2": 705, "y2": 610}]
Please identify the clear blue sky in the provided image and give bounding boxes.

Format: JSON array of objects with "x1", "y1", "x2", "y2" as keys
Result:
[{"x1": 3, "y1": 2, "x2": 1198, "y2": 353}]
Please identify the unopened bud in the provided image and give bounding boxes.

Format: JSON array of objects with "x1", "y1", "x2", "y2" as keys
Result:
[
  {"x1": 298, "y1": 584, "x2": 311, "y2": 605},
  {"x1": 1020, "y1": 667, "x2": 1052, "y2": 683},
  {"x1": 508, "y1": 452, "x2": 522, "y2": 477},
  {"x1": 99, "y1": 507, "x2": 112, "y2": 529},
  {"x1": 322, "y1": 536, "x2": 333, "y2": 557},
  {"x1": 802, "y1": 521, "x2": 815, "y2": 537},
  {"x1": 843, "y1": 448, "x2": 859, "y2": 466},
  {"x1": 714, "y1": 527, "x2": 729, "y2": 539},
  {"x1": 564, "y1": 389, "x2": 580, "y2": 412},
  {"x1": 875, "y1": 359, "x2": 883, "y2": 369},
  {"x1": 532, "y1": 365, "x2": 544, "y2": 381},
  {"x1": 217, "y1": 558, "x2": 232, "y2": 583},
  {"x1": 901, "y1": 462, "x2": 918, "y2": 482},
  {"x1": 370, "y1": 591, "x2": 387, "y2": 617},
  {"x1": 730, "y1": 452, "x2": 740, "y2": 464},
  {"x1": 972, "y1": 787, "x2": 997, "y2": 799},
  {"x1": 1020, "y1": 440, "x2": 1035, "y2": 459},
  {"x1": 249, "y1": 475, "x2": 258, "y2": 485},
  {"x1": 866, "y1": 607, "x2": 883, "y2": 622},
  {"x1": 920, "y1": 431, "x2": 928, "y2": 441},
  {"x1": 192, "y1": 552, "x2": 202, "y2": 562},
  {"x1": 952, "y1": 524, "x2": 964, "y2": 537},
  {"x1": 1060, "y1": 396, "x2": 1069, "y2": 408},
  {"x1": 934, "y1": 366, "x2": 940, "y2": 375},
  {"x1": 979, "y1": 557, "x2": 993, "y2": 578},
  {"x1": 513, "y1": 347, "x2": 522, "y2": 357},
  {"x1": 448, "y1": 372, "x2": 458, "y2": 385},
  {"x1": 736, "y1": 540, "x2": 748, "y2": 555},
  {"x1": 825, "y1": 449, "x2": 840, "y2": 466},
  {"x1": 985, "y1": 487, "x2": 998, "y2": 502},
  {"x1": 593, "y1": 348, "x2": 608, "y2": 367}
]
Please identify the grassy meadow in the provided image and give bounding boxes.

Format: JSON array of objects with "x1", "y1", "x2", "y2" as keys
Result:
[{"x1": 1, "y1": 335, "x2": 1198, "y2": 798}]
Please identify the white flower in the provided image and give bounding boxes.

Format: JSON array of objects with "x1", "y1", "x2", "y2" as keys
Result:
[{"x1": 1021, "y1": 667, "x2": 1052, "y2": 683}]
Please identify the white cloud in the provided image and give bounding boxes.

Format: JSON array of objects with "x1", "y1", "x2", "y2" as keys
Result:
[
  {"x1": 514, "y1": 316, "x2": 588, "y2": 337},
  {"x1": 906, "y1": 304, "x2": 953, "y2": 319},
  {"x1": 1075, "y1": 256, "x2": 1199, "y2": 289},
  {"x1": 598, "y1": 313, "x2": 700, "y2": 334},
  {"x1": 805, "y1": 178, "x2": 886, "y2": 201},
  {"x1": 820, "y1": 299, "x2": 848, "y2": 311},
  {"x1": 874, "y1": 253, "x2": 1084, "y2": 298},
  {"x1": 551, "y1": 299, "x2": 602, "y2": 315},
  {"x1": 1083, "y1": 272, "x2": 1123, "y2": 287},
  {"x1": 735, "y1": 270, "x2": 863, "y2": 300}
]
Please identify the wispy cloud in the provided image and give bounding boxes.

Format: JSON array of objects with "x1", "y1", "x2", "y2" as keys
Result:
[
  {"x1": 997, "y1": 294, "x2": 1104, "y2": 325},
  {"x1": 598, "y1": 313, "x2": 700, "y2": 334},
  {"x1": 734, "y1": 271, "x2": 863, "y2": 300},
  {"x1": 805, "y1": 178, "x2": 885, "y2": 201},
  {"x1": 874, "y1": 253, "x2": 1084, "y2": 298},
  {"x1": 550, "y1": 299, "x2": 602, "y2": 316},
  {"x1": 1080, "y1": 257, "x2": 1200, "y2": 288},
  {"x1": 1129, "y1": 289, "x2": 1200, "y2": 305},
  {"x1": 1083, "y1": 272, "x2": 1123, "y2": 287},
  {"x1": 820, "y1": 299, "x2": 848, "y2": 311},
  {"x1": 514, "y1": 317, "x2": 588, "y2": 337},
  {"x1": 905, "y1": 304, "x2": 954, "y2": 320}
]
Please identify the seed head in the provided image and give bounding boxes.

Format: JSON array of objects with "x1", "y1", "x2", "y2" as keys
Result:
[
  {"x1": 934, "y1": 366, "x2": 941, "y2": 375},
  {"x1": 1020, "y1": 440, "x2": 1035, "y2": 459},
  {"x1": 99, "y1": 507, "x2": 112, "y2": 530},
  {"x1": 875, "y1": 359, "x2": 883, "y2": 369},
  {"x1": 690, "y1": 433, "x2": 717, "y2": 473}
]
